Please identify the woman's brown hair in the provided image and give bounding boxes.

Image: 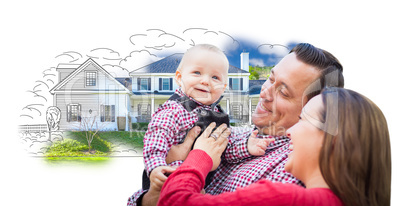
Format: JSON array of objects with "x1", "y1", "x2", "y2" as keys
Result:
[{"x1": 319, "y1": 87, "x2": 391, "y2": 206}]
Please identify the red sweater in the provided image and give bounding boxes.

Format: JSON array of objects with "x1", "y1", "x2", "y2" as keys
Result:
[{"x1": 158, "y1": 150, "x2": 344, "y2": 206}]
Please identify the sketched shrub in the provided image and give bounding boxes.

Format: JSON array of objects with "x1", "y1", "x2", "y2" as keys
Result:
[{"x1": 46, "y1": 106, "x2": 61, "y2": 141}]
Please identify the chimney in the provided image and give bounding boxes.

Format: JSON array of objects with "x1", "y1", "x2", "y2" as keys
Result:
[
  {"x1": 56, "y1": 63, "x2": 80, "y2": 82},
  {"x1": 240, "y1": 51, "x2": 249, "y2": 72}
]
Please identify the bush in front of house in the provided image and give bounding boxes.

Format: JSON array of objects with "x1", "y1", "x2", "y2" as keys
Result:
[
  {"x1": 45, "y1": 139, "x2": 88, "y2": 157},
  {"x1": 132, "y1": 122, "x2": 149, "y2": 131}
]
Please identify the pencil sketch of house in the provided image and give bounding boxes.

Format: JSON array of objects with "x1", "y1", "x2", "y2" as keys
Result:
[
  {"x1": 49, "y1": 59, "x2": 132, "y2": 131},
  {"x1": 49, "y1": 51, "x2": 264, "y2": 131}
]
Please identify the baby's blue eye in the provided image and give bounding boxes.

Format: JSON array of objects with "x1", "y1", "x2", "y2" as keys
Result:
[
  {"x1": 212, "y1": 76, "x2": 219, "y2": 80},
  {"x1": 194, "y1": 71, "x2": 201, "y2": 75}
]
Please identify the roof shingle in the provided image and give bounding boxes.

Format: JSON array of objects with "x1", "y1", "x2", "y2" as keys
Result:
[{"x1": 130, "y1": 53, "x2": 249, "y2": 74}]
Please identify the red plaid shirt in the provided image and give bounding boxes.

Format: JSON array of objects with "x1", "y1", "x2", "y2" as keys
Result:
[
  {"x1": 142, "y1": 88, "x2": 234, "y2": 177},
  {"x1": 205, "y1": 134, "x2": 304, "y2": 194}
]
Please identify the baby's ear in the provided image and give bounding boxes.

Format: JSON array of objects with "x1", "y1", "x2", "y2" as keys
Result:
[{"x1": 175, "y1": 70, "x2": 182, "y2": 87}]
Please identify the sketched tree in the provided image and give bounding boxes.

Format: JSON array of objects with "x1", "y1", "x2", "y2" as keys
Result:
[
  {"x1": 46, "y1": 106, "x2": 61, "y2": 141},
  {"x1": 78, "y1": 112, "x2": 107, "y2": 153}
]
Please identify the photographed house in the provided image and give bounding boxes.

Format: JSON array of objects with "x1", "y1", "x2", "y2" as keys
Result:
[{"x1": 49, "y1": 52, "x2": 265, "y2": 131}]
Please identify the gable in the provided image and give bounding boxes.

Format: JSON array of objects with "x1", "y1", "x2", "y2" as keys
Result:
[{"x1": 50, "y1": 59, "x2": 130, "y2": 94}]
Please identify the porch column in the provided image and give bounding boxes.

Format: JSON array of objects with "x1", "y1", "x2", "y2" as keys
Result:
[
  {"x1": 249, "y1": 97, "x2": 252, "y2": 125},
  {"x1": 151, "y1": 96, "x2": 155, "y2": 114},
  {"x1": 126, "y1": 95, "x2": 130, "y2": 131},
  {"x1": 226, "y1": 98, "x2": 230, "y2": 115}
]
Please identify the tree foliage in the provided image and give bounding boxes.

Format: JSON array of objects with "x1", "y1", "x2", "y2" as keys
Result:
[{"x1": 248, "y1": 65, "x2": 274, "y2": 80}]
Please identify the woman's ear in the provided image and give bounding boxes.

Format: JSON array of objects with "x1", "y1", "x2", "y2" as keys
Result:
[{"x1": 175, "y1": 70, "x2": 182, "y2": 87}]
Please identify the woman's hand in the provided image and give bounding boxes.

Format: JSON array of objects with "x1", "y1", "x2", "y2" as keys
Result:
[
  {"x1": 193, "y1": 122, "x2": 230, "y2": 171},
  {"x1": 166, "y1": 126, "x2": 201, "y2": 164}
]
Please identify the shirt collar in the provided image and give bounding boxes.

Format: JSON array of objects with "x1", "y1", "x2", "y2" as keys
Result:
[{"x1": 175, "y1": 87, "x2": 224, "y2": 108}]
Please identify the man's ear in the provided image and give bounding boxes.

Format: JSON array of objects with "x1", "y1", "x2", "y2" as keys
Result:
[{"x1": 175, "y1": 70, "x2": 182, "y2": 87}]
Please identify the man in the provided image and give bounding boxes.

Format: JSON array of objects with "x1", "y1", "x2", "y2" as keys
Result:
[{"x1": 128, "y1": 43, "x2": 344, "y2": 205}]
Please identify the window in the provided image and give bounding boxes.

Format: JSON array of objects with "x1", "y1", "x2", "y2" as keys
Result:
[
  {"x1": 138, "y1": 103, "x2": 151, "y2": 116},
  {"x1": 67, "y1": 104, "x2": 81, "y2": 122},
  {"x1": 137, "y1": 78, "x2": 151, "y2": 91},
  {"x1": 100, "y1": 105, "x2": 115, "y2": 122},
  {"x1": 162, "y1": 78, "x2": 170, "y2": 90},
  {"x1": 140, "y1": 79, "x2": 148, "y2": 90},
  {"x1": 230, "y1": 102, "x2": 243, "y2": 120},
  {"x1": 137, "y1": 103, "x2": 151, "y2": 122},
  {"x1": 229, "y1": 78, "x2": 243, "y2": 91},
  {"x1": 86, "y1": 72, "x2": 96, "y2": 86},
  {"x1": 159, "y1": 78, "x2": 173, "y2": 91}
]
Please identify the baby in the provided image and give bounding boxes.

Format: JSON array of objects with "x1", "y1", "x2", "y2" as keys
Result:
[{"x1": 135, "y1": 44, "x2": 271, "y2": 204}]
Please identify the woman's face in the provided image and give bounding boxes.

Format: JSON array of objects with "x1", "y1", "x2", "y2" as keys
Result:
[{"x1": 284, "y1": 95, "x2": 326, "y2": 182}]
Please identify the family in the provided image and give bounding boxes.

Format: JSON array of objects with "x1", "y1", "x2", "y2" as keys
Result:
[{"x1": 127, "y1": 43, "x2": 391, "y2": 206}]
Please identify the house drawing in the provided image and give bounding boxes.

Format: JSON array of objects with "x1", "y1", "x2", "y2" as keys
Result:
[{"x1": 49, "y1": 52, "x2": 265, "y2": 131}]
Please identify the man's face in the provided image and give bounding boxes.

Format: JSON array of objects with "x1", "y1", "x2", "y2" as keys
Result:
[{"x1": 252, "y1": 52, "x2": 320, "y2": 135}]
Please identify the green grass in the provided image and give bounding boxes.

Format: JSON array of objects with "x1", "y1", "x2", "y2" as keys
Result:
[
  {"x1": 96, "y1": 131, "x2": 145, "y2": 149},
  {"x1": 45, "y1": 131, "x2": 144, "y2": 164}
]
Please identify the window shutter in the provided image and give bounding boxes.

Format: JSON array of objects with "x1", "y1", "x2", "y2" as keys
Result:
[
  {"x1": 159, "y1": 78, "x2": 162, "y2": 90},
  {"x1": 229, "y1": 78, "x2": 232, "y2": 90},
  {"x1": 148, "y1": 78, "x2": 151, "y2": 90},
  {"x1": 137, "y1": 78, "x2": 140, "y2": 90},
  {"x1": 111, "y1": 105, "x2": 115, "y2": 122},
  {"x1": 66, "y1": 105, "x2": 70, "y2": 122},
  {"x1": 240, "y1": 78, "x2": 243, "y2": 90},
  {"x1": 78, "y1": 104, "x2": 81, "y2": 122},
  {"x1": 169, "y1": 78, "x2": 173, "y2": 90},
  {"x1": 100, "y1": 105, "x2": 104, "y2": 122},
  {"x1": 138, "y1": 104, "x2": 141, "y2": 115}
]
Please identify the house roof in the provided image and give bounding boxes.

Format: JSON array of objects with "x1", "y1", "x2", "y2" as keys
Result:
[
  {"x1": 129, "y1": 53, "x2": 249, "y2": 74},
  {"x1": 248, "y1": 80, "x2": 266, "y2": 95},
  {"x1": 57, "y1": 63, "x2": 81, "y2": 69},
  {"x1": 115, "y1": 77, "x2": 132, "y2": 90}
]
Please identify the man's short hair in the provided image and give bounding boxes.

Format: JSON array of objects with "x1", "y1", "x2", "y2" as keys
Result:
[{"x1": 290, "y1": 43, "x2": 344, "y2": 102}]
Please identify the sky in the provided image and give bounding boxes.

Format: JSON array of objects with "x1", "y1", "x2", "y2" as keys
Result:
[
  {"x1": 15, "y1": 28, "x2": 294, "y2": 125},
  {"x1": 1, "y1": 1, "x2": 401, "y2": 205}
]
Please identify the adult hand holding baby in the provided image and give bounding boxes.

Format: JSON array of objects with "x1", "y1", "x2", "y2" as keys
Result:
[{"x1": 193, "y1": 122, "x2": 230, "y2": 171}]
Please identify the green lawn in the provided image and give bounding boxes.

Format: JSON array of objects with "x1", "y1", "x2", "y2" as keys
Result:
[{"x1": 45, "y1": 131, "x2": 144, "y2": 164}]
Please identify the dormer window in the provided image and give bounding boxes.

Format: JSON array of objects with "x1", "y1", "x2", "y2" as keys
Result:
[{"x1": 86, "y1": 71, "x2": 97, "y2": 86}]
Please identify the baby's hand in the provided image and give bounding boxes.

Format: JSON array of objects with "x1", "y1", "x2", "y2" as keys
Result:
[
  {"x1": 149, "y1": 166, "x2": 177, "y2": 191},
  {"x1": 247, "y1": 130, "x2": 275, "y2": 156}
]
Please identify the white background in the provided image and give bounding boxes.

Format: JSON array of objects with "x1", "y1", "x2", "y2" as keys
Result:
[{"x1": 1, "y1": 1, "x2": 401, "y2": 205}]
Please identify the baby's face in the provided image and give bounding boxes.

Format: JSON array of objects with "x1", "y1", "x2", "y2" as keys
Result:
[{"x1": 176, "y1": 49, "x2": 228, "y2": 105}]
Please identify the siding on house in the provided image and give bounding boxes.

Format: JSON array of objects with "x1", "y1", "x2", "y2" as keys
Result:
[{"x1": 55, "y1": 93, "x2": 129, "y2": 131}]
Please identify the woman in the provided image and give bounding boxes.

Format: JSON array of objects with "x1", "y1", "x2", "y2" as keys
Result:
[{"x1": 157, "y1": 88, "x2": 391, "y2": 206}]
